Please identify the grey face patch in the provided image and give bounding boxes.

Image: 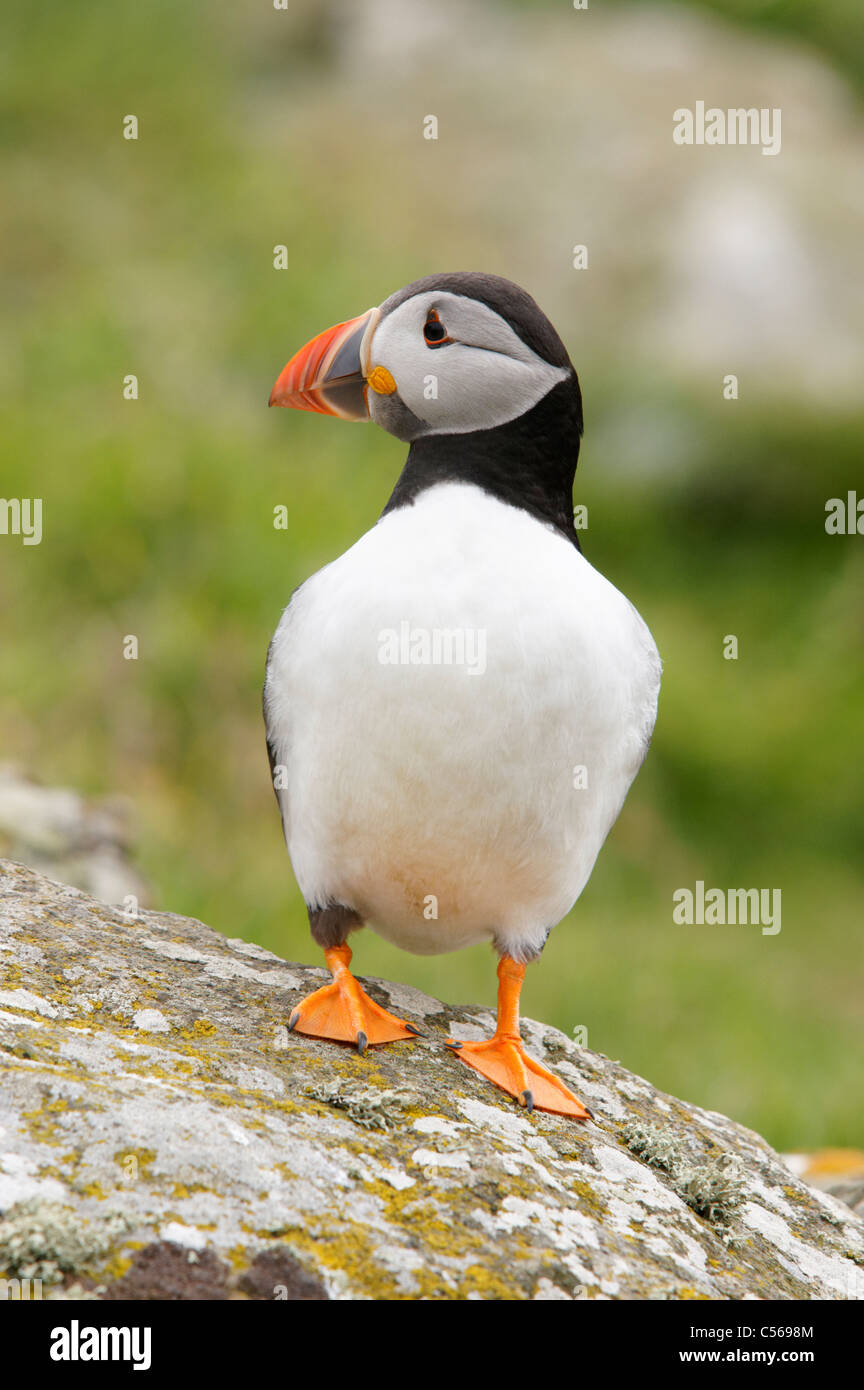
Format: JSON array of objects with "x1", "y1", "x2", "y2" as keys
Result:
[
  {"x1": 368, "y1": 390, "x2": 428, "y2": 443},
  {"x1": 368, "y1": 290, "x2": 569, "y2": 440}
]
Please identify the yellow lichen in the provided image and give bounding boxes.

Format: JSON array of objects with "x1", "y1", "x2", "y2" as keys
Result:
[
  {"x1": 102, "y1": 1253, "x2": 133, "y2": 1281},
  {"x1": 79, "y1": 1181, "x2": 109, "y2": 1200},
  {"x1": 113, "y1": 1147, "x2": 157, "y2": 1179}
]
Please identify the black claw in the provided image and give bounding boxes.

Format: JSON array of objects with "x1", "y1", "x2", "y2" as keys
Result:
[
  {"x1": 444, "y1": 1040, "x2": 463, "y2": 1050},
  {"x1": 521, "y1": 1090, "x2": 534, "y2": 1113},
  {"x1": 287, "y1": 1011, "x2": 298, "y2": 1032},
  {"x1": 404, "y1": 1023, "x2": 422, "y2": 1035},
  {"x1": 356, "y1": 1030, "x2": 368, "y2": 1056},
  {"x1": 585, "y1": 1106, "x2": 596, "y2": 1122}
]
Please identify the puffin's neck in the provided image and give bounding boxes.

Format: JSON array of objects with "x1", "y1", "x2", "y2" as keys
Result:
[{"x1": 380, "y1": 378, "x2": 584, "y2": 548}]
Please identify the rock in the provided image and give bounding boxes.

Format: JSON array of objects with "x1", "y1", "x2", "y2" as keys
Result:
[
  {"x1": 0, "y1": 858, "x2": 862, "y2": 1301},
  {"x1": 0, "y1": 766, "x2": 150, "y2": 909}
]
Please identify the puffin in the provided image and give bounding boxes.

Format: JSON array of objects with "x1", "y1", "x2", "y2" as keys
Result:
[{"x1": 265, "y1": 272, "x2": 661, "y2": 1119}]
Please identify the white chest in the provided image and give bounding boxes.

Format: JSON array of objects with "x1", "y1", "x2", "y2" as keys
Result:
[{"x1": 264, "y1": 484, "x2": 660, "y2": 959}]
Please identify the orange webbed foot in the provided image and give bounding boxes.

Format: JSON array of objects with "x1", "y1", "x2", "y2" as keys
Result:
[
  {"x1": 446, "y1": 1034, "x2": 592, "y2": 1119},
  {"x1": 289, "y1": 944, "x2": 420, "y2": 1053},
  {"x1": 445, "y1": 954, "x2": 593, "y2": 1120}
]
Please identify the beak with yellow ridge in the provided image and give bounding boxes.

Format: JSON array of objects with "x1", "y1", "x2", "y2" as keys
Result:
[{"x1": 268, "y1": 306, "x2": 388, "y2": 421}]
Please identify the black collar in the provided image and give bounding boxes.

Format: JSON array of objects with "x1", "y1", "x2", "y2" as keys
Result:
[{"x1": 381, "y1": 374, "x2": 584, "y2": 549}]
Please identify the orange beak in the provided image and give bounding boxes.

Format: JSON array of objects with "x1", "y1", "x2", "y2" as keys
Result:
[{"x1": 269, "y1": 307, "x2": 379, "y2": 420}]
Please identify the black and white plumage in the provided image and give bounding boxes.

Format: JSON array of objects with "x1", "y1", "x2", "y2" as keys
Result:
[{"x1": 264, "y1": 272, "x2": 660, "y2": 1117}]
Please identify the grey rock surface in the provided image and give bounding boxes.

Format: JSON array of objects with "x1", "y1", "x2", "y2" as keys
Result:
[{"x1": 1, "y1": 858, "x2": 862, "y2": 1301}]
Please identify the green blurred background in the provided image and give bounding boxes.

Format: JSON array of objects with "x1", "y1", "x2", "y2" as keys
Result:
[{"x1": 1, "y1": 0, "x2": 862, "y2": 1149}]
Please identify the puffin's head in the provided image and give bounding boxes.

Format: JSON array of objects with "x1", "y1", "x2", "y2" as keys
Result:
[{"x1": 269, "y1": 272, "x2": 582, "y2": 444}]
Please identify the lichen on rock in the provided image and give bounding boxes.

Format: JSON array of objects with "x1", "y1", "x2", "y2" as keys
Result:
[
  {"x1": 623, "y1": 1121, "x2": 745, "y2": 1226},
  {"x1": 0, "y1": 858, "x2": 862, "y2": 1301},
  {"x1": 0, "y1": 1197, "x2": 131, "y2": 1283}
]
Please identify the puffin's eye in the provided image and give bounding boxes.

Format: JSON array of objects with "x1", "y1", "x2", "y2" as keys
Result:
[{"x1": 423, "y1": 310, "x2": 451, "y2": 346}]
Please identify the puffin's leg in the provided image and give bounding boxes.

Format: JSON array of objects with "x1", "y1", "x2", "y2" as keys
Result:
[
  {"x1": 446, "y1": 955, "x2": 592, "y2": 1120},
  {"x1": 288, "y1": 906, "x2": 420, "y2": 1053}
]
